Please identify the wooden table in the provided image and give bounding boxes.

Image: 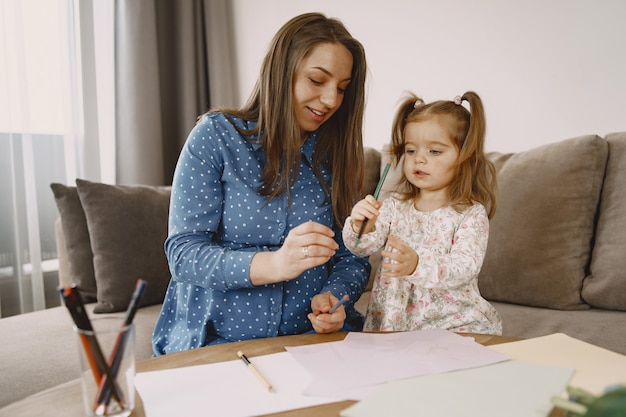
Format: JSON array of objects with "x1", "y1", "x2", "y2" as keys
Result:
[{"x1": 0, "y1": 332, "x2": 565, "y2": 417}]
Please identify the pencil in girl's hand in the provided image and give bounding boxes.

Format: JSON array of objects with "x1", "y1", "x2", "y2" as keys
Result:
[
  {"x1": 372, "y1": 159, "x2": 393, "y2": 200},
  {"x1": 356, "y1": 158, "x2": 392, "y2": 246}
]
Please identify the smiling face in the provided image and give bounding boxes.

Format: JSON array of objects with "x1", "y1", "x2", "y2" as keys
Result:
[
  {"x1": 292, "y1": 42, "x2": 353, "y2": 136},
  {"x1": 402, "y1": 117, "x2": 460, "y2": 202}
]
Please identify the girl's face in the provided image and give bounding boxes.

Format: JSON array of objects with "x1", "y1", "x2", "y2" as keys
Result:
[
  {"x1": 292, "y1": 42, "x2": 353, "y2": 136},
  {"x1": 402, "y1": 118, "x2": 460, "y2": 199}
]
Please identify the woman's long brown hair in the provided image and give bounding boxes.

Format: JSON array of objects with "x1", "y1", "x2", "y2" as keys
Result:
[{"x1": 214, "y1": 13, "x2": 367, "y2": 226}]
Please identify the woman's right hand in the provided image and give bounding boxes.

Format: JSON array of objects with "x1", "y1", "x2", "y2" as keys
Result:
[
  {"x1": 349, "y1": 195, "x2": 382, "y2": 235},
  {"x1": 250, "y1": 221, "x2": 339, "y2": 285}
]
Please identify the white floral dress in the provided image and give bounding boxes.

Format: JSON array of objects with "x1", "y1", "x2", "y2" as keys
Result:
[{"x1": 343, "y1": 197, "x2": 502, "y2": 335}]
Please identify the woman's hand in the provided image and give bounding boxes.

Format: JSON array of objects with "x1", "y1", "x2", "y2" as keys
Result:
[
  {"x1": 349, "y1": 195, "x2": 382, "y2": 235},
  {"x1": 308, "y1": 292, "x2": 346, "y2": 333},
  {"x1": 250, "y1": 221, "x2": 338, "y2": 285},
  {"x1": 380, "y1": 235, "x2": 419, "y2": 277}
]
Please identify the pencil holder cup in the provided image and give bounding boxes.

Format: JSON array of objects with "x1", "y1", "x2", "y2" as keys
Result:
[{"x1": 74, "y1": 317, "x2": 135, "y2": 417}]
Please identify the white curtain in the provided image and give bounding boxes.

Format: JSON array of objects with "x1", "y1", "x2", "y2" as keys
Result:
[
  {"x1": 0, "y1": 0, "x2": 235, "y2": 317},
  {"x1": 0, "y1": 0, "x2": 112, "y2": 316}
]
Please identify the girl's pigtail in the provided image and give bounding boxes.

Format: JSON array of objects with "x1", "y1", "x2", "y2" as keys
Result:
[
  {"x1": 391, "y1": 93, "x2": 421, "y2": 156},
  {"x1": 457, "y1": 91, "x2": 497, "y2": 218}
]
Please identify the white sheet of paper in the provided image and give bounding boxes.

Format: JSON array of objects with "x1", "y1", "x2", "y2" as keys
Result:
[
  {"x1": 487, "y1": 333, "x2": 626, "y2": 395},
  {"x1": 339, "y1": 360, "x2": 574, "y2": 417},
  {"x1": 134, "y1": 352, "x2": 339, "y2": 417},
  {"x1": 285, "y1": 329, "x2": 510, "y2": 399}
]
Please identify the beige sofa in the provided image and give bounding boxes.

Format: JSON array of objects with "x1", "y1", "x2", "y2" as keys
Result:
[{"x1": 1, "y1": 132, "x2": 625, "y2": 409}]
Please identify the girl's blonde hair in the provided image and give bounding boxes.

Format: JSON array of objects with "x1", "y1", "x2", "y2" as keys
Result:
[
  {"x1": 390, "y1": 91, "x2": 497, "y2": 218},
  {"x1": 213, "y1": 13, "x2": 367, "y2": 226}
]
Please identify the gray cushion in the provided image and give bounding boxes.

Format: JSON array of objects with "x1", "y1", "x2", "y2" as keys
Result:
[
  {"x1": 478, "y1": 135, "x2": 608, "y2": 310},
  {"x1": 76, "y1": 179, "x2": 171, "y2": 313},
  {"x1": 50, "y1": 183, "x2": 97, "y2": 301},
  {"x1": 583, "y1": 132, "x2": 626, "y2": 310}
]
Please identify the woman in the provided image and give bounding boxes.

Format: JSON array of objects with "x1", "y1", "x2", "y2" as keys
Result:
[{"x1": 153, "y1": 12, "x2": 370, "y2": 355}]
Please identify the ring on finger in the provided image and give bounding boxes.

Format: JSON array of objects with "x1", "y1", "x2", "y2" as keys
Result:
[{"x1": 302, "y1": 246, "x2": 309, "y2": 259}]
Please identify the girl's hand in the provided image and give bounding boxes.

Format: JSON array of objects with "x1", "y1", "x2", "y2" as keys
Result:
[
  {"x1": 380, "y1": 235, "x2": 419, "y2": 277},
  {"x1": 350, "y1": 195, "x2": 382, "y2": 235},
  {"x1": 308, "y1": 292, "x2": 346, "y2": 333},
  {"x1": 250, "y1": 221, "x2": 338, "y2": 285}
]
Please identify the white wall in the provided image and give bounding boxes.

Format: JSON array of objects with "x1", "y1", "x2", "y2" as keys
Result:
[{"x1": 230, "y1": 0, "x2": 626, "y2": 153}]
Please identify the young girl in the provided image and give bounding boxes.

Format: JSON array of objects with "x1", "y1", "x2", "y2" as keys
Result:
[{"x1": 343, "y1": 91, "x2": 502, "y2": 335}]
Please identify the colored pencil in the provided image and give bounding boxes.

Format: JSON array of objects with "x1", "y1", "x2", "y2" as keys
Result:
[
  {"x1": 328, "y1": 294, "x2": 349, "y2": 314},
  {"x1": 96, "y1": 279, "x2": 148, "y2": 410},
  {"x1": 58, "y1": 286, "x2": 124, "y2": 406},
  {"x1": 355, "y1": 159, "x2": 392, "y2": 246},
  {"x1": 237, "y1": 351, "x2": 274, "y2": 392}
]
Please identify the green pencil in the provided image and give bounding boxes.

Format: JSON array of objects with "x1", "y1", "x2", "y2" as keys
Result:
[{"x1": 355, "y1": 159, "x2": 392, "y2": 246}]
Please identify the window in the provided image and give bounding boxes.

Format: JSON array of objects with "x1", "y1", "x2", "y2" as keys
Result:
[{"x1": 0, "y1": 0, "x2": 113, "y2": 316}]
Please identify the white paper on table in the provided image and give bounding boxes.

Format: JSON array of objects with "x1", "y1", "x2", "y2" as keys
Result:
[
  {"x1": 339, "y1": 360, "x2": 574, "y2": 417},
  {"x1": 285, "y1": 329, "x2": 511, "y2": 399},
  {"x1": 134, "y1": 351, "x2": 338, "y2": 417},
  {"x1": 487, "y1": 333, "x2": 626, "y2": 395}
]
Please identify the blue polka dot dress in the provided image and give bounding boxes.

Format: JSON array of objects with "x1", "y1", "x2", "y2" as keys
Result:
[{"x1": 152, "y1": 113, "x2": 370, "y2": 355}]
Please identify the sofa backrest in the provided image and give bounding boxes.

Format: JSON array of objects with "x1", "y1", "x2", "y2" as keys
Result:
[{"x1": 478, "y1": 134, "x2": 608, "y2": 310}]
